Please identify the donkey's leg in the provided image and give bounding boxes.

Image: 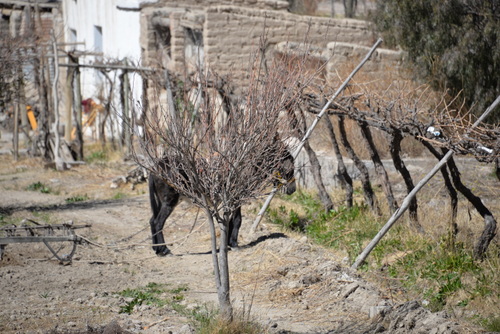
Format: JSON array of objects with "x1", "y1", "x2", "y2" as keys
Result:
[
  {"x1": 148, "y1": 175, "x2": 163, "y2": 254},
  {"x1": 149, "y1": 175, "x2": 179, "y2": 256},
  {"x1": 229, "y1": 207, "x2": 242, "y2": 248},
  {"x1": 150, "y1": 201, "x2": 177, "y2": 256}
]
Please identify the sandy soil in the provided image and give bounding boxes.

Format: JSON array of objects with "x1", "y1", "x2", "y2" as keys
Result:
[{"x1": 0, "y1": 153, "x2": 483, "y2": 334}]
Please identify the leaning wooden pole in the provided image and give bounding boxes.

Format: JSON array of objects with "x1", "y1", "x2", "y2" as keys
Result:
[
  {"x1": 250, "y1": 38, "x2": 384, "y2": 234},
  {"x1": 64, "y1": 65, "x2": 74, "y2": 142},
  {"x1": 51, "y1": 33, "x2": 64, "y2": 170},
  {"x1": 351, "y1": 95, "x2": 500, "y2": 269}
]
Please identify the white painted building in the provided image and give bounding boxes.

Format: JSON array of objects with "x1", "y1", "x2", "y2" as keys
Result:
[{"x1": 61, "y1": 0, "x2": 154, "y2": 138}]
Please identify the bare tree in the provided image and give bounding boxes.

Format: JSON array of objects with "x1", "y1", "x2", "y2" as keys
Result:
[
  {"x1": 136, "y1": 49, "x2": 313, "y2": 319},
  {"x1": 305, "y1": 83, "x2": 499, "y2": 260},
  {"x1": 324, "y1": 115, "x2": 353, "y2": 208},
  {"x1": 358, "y1": 119, "x2": 398, "y2": 213},
  {"x1": 337, "y1": 115, "x2": 380, "y2": 214},
  {"x1": 388, "y1": 128, "x2": 422, "y2": 231}
]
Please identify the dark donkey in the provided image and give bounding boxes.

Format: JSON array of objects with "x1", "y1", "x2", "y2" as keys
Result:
[{"x1": 148, "y1": 149, "x2": 296, "y2": 256}]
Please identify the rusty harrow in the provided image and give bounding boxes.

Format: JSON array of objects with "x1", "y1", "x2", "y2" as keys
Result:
[{"x1": 0, "y1": 219, "x2": 91, "y2": 262}]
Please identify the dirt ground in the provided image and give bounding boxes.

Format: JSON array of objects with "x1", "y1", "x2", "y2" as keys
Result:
[{"x1": 0, "y1": 149, "x2": 488, "y2": 334}]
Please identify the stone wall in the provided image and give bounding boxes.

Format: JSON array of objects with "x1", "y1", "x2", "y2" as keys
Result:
[
  {"x1": 140, "y1": 4, "x2": 375, "y2": 82},
  {"x1": 203, "y1": 6, "x2": 374, "y2": 86}
]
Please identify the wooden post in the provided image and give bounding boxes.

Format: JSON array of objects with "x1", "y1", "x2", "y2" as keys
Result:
[
  {"x1": 51, "y1": 33, "x2": 64, "y2": 170},
  {"x1": 122, "y1": 70, "x2": 132, "y2": 155},
  {"x1": 64, "y1": 66, "x2": 74, "y2": 142},
  {"x1": 73, "y1": 57, "x2": 83, "y2": 160},
  {"x1": 13, "y1": 103, "x2": 19, "y2": 161},
  {"x1": 19, "y1": 83, "x2": 28, "y2": 145}
]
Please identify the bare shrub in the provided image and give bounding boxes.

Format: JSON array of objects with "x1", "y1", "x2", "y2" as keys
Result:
[{"x1": 136, "y1": 45, "x2": 317, "y2": 318}]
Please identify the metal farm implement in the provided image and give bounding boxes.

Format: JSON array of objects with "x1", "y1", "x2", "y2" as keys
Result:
[{"x1": 0, "y1": 219, "x2": 90, "y2": 262}]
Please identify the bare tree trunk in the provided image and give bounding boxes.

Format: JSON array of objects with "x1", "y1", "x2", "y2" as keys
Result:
[
  {"x1": 120, "y1": 70, "x2": 132, "y2": 155},
  {"x1": 18, "y1": 53, "x2": 28, "y2": 145},
  {"x1": 421, "y1": 141, "x2": 458, "y2": 245},
  {"x1": 204, "y1": 198, "x2": 233, "y2": 320},
  {"x1": 72, "y1": 57, "x2": 84, "y2": 160},
  {"x1": 445, "y1": 152, "x2": 497, "y2": 259},
  {"x1": 358, "y1": 120, "x2": 398, "y2": 213},
  {"x1": 324, "y1": 115, "x2": 353, "y2": 208},
  {"x1": 218, "y1": 212, "x2": 233, "y2": 321},
  {"x1": 297, "y1": 105, "x2": 334, "y2": 211},
  {"x1": 338, "y1": 116, "x2": 380, "y2": 214},
  {"x1": 33, "y1": 50, "x2": 51, "y2": 160},
  {"x1": 13, "y1": 101, "x2": 19, "y2": 161},
  {"x1": 343, "y1": 0, "x2": 357, "y2": 17},
  {"x1": 165, "y1": 70, "x2": 177, "y2": 132},
  {"x1": 330, "y1": 0, "x2": 335, "y2": 17},
  {"x1": 303, "y1": 140, "x2": 335, "y2": 211},
  {"x1": 99, "y1": 70, "x2": 114, "y2": 148},
  {"x1": 65, "y1": 66, "x2": 74, "y2": 143},
  {"x1": 389, "y1": 130, "x2": 423, "y2": 232},
  {"x1": 51, "y1": 33, "x2": 65, "y2": 171}
]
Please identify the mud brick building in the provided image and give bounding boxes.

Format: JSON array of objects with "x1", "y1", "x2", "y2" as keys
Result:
[{"x1": 139, "y1": 1, "x2": 405, "y2": 103}]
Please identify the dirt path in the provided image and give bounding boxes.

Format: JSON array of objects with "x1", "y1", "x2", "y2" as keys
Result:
[{"x1": 0, "y1": 156, "x2": 477, "y2": 334}]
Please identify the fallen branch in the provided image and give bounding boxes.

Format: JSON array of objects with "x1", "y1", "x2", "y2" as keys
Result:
[{"x1": 143, "y1": 316, "x2": 170, "y2": 330}]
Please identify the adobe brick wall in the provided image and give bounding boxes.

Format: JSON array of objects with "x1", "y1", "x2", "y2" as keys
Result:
[
  {"x1": 141, "y1": 4, "x2": 376, "y2": 86},
  {"x1": 203, "y1": 6, "x2": 374, "y2": 86}
]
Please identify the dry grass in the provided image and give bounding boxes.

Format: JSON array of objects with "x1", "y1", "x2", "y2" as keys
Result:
[
  {"x1": 0, "y1": 144, "x2": 147, "y2": 200},
  {"x1": 264, "y1": 161, "x2": 499, "y2": 330}
]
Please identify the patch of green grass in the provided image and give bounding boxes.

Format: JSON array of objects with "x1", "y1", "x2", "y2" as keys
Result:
[
  {"x1": 117, "y1": 282, "x2": 171, "y2": 314},
  {"x1": 479, "y1": 316, "x2": 500, "y2": 332},
  {"x1": 32, "y1": 211, "x2": 55, "y2": 224},
  {"x1": 268, "y1": 206, "x2": 306, "y2": 231},
  {"x1": 0, "y1": 213, "x2": 13, "y2": 227},
  {"x1": 39, "y1": 292, "x2": 51, "y2": 299},
  {"x1": 391, "y1": 243, "x2": 483, "y2": 312},
  {"x1": 267, "y1": 191, "x2": 499, "y2": 324},
  {"x1": 269, "y1": 191, "x2": 384, "y2": 262},
  {"x1": 288, "y1": 191, "x2": 324, "y2": 214},
  {"x1": 85, "y1": 150, "x2": 107, "y2": 164},
  {"x1": 117, "y1": 283, "x2": 195, "y2": 315},
  {"x1": 112, "y1": 192, "x2": 126, "y2": 200},
  {"x1": 115, "y1": 283, "x2": 260, "y2": 333},
  {"x1": 168, "y1": 284, "x2": 188, "y2": 302},
  {"x1": 26, "y1": 181, "x2": 51, "y2": 194},
  {"x1": 65, "y1": 194, "x2": 89, "y2": 203}
]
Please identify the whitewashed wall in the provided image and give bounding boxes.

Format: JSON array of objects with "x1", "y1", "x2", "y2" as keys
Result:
[{"x1": 62, "y1": 0, "x2": 148, "y2": 138}]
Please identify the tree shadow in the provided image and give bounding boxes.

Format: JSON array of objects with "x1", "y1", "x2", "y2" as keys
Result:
[
  {"x1": 241, "y1": 232, "x2": 288, "y2": 248},
  {"x1": 167, "y1": 232, "x2": 289, "y2": 257}
]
